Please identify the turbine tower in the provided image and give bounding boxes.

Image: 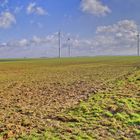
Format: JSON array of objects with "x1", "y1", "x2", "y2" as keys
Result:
[
  {"x1": 58, "y1": 31, "x2": 61, "y2": 58},
  {"x1": 137, "y1": 32, "x2": 140, "y2": 56},
  {"x1": 67, "y1": 38, "x2": 71, "y2": 57}
]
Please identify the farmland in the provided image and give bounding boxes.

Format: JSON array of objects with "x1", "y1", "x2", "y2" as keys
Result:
[{"x1": 0, "y1": 56, "x2": 140, "y2": 139}]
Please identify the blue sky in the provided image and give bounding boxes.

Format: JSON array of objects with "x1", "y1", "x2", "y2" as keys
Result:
[{"x1": 0, "y1": 0, "x2": 140, "y2": 58}]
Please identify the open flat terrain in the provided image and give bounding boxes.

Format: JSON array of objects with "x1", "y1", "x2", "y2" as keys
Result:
[{"x1": 0, "y1": 56, "x2": 140, "y2": 139}]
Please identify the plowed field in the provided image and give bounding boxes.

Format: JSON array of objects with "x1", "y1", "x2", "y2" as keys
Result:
[{"x1": 0, "y1": 57, "x2": 140, "y2": 139}]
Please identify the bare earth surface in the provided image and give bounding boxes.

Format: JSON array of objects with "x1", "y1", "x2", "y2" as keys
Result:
[{"x1": 0, "y1": 57, "x2": 139, "y2": 139}]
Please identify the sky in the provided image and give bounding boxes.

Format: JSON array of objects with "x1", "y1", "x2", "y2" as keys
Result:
[{"x1": 0, "y1": 0, "x2": 140, "y2": 58}]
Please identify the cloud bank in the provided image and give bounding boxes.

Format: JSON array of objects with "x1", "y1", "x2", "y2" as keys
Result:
[{"x1": 0, "y1": 20, "x2": 138, "y2": 56}]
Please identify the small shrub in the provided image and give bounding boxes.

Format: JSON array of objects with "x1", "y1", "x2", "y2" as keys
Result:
[
  {"x1": 115, "y1": 113, "x2": 126, "y2": 121},
  {"x1": 104, "y1": 111, "x2": 113, "y2": 117}
]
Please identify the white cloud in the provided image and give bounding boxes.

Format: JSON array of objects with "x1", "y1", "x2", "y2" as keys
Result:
[
  {"x1": 81, "y1": 0, "x2": 111, "y2": 16},
  {"x1": 14, "y1": 6, "x2": 23, "y2": 14},
  {"x1": 96, "y1": 20, "x2": 137, "y2": 34},
  {"x1": 30, "y1": 20, "x2": 44, "y2": 28},
  {"x1": 1, "y1": 0, "x2": 8, "y2": 7},
  {"x1": 0, "y1": 12, "x2": 16, "y2": 28},
  {"x1": 37, "y1": 22, "x2": 43, "y2": 28},
  {"x1": 96, "y1": 20, "x2": 138, "y2": 48},
  {"x1": 27, "y1": 2, "x2": 47, "y2": 15}
]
